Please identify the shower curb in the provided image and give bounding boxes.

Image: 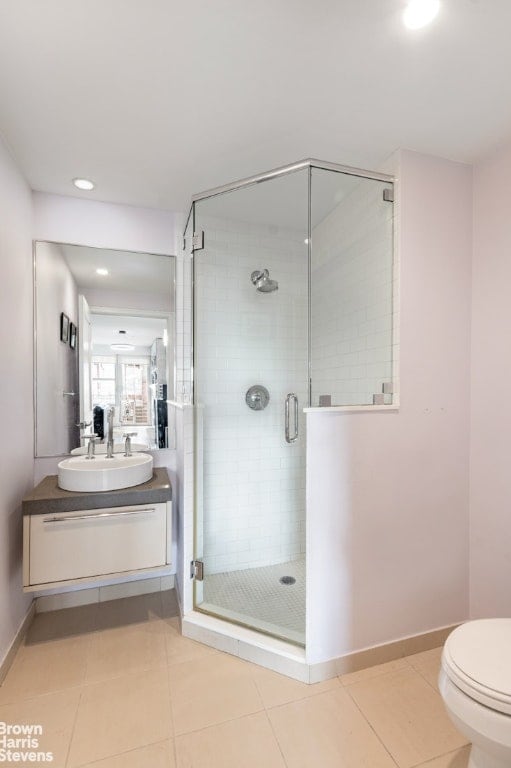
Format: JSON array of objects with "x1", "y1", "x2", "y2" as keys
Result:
[{"x1": 182, "y1": 611, "x2": 460, "y2": 684}]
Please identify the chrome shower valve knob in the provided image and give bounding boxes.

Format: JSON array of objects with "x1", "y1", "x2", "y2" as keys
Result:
[{"x1": 245, "y1": 385, "x2": 270, "y2": 411}]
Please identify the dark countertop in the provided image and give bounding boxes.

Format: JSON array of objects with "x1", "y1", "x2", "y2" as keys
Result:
[{"x1": 23, "y1": 467, "x2": 172, "y2": 515}]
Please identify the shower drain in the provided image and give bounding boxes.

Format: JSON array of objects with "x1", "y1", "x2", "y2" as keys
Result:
[{"x1": 279, "y1": 576, "x2": 296, "y2": 585}]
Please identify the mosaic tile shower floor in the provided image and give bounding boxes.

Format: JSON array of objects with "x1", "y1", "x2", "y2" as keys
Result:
[{"x1": 202, "y1": 558, "x2": 305, "y2": 644}]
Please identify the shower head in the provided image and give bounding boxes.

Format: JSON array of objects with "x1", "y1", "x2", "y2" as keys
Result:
[{"x1": 251, "y1": 269, "x2": 278, "y2": 293}]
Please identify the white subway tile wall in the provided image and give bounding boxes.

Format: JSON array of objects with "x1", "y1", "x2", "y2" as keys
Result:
[
  {"x1": 194, "y1": 216, "x2": 308, "y2": 575},
  {"x1": 311, "y1": 173, "x2": 394, "y2": 406}
]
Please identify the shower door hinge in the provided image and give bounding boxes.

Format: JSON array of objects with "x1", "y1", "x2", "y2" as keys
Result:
[
  {"x1": 383, "y1": 188, "x2": 394, "y2": 203},
  {"x1": 190, "y1": 560, "x2": 204, "y2": 581},
  {"x1": 192, "y1": 231, "x2": 204, "y2": 250}
]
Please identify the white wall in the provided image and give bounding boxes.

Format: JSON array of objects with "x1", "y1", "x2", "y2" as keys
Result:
[
  {"x1": 33, "y1": 192, "x2": 178, "y2": 255},
  {"x1": 306, "y1": 150, "x2": 473, "y2": 663},
  {"x1": 35, "y1": 241, "x2": 79, "y2": 456},
  {"x1": 0, "y1": 135, "x2": 34, "y2": 666},
  {"x1": 173, "y1": 403, "x2": 194, "y2": 615},
  {"x1": 470, "y1": 138, "x2": 511, "y2": 617}
]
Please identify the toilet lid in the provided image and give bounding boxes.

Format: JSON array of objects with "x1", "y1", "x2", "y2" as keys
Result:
[{"x1": 442, "y1": 619, "x2": 511, "y2": 715}]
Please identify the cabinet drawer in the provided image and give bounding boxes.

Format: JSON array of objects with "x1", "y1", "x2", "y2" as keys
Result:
[{"x1": 29, "y1": 503, "x2": 167, "y2": 586}]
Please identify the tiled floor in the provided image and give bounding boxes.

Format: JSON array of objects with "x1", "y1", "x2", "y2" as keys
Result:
[
  {"x1": 0, "y1": 591, "x2": 470, "y2": 768},
  {"x1": 202, "y1": 558, "x2": 305, "y2": 645}
]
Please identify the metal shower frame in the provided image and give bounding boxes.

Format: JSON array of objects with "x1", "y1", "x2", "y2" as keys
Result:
[{"x1": 186, "y1": 157, "x2": 395, "y2": 408}]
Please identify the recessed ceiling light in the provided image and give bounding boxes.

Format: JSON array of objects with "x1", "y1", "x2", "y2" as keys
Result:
[
  {"x1": 96, "y1": 268, "x2": 109, "y2": 276},
  {"x1": 110, "y1": 343, "x2": 135, "y2": 351},
  {"x1": 403, "y1": 0, "x2": 440, "y2": 29},
  {"x1": 73, "y1": 177, "x2": 95, "y2": 191}
]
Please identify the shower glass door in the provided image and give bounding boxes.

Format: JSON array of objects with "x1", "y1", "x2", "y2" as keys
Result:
[{"x1": 192, "y1": 168, "x2": 309, "y2": 645}]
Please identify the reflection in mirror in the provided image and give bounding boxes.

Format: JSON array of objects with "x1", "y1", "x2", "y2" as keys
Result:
[{"x1": 34, "y1": 242, "x2": 175, "y2": 457}]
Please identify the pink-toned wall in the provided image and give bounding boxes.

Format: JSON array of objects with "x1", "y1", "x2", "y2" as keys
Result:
[
  {"x1": 307, "y1": 150, "x2": 473, "y2": 663},
  {"x1": 470, "y1": 138, "x2": 511, "y2": 617},
  {"x1": 0, "y1": 136, "x2": 34, "y2": 667}
]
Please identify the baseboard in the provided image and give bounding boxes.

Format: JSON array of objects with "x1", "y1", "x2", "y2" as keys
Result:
[
  {"x1": 0, "y1": 600, "x2": 35, "y2": 685},
  {"x1": 183, "y1": 610, "x2": 459, "y2": 684},
  {"x1": 35, "y1": 574, "x2": 175, "y2": 613},
  {"x1": 309, "y1": 623, "x2": 460, "y2": 683}
]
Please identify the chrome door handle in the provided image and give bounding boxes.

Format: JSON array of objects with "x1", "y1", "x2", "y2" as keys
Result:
[{"x1": 285, "y1": 393, "x2": 298, "y2": 443}]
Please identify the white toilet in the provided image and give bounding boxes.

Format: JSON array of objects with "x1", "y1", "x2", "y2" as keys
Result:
[{"x1": 439, "y1": 619, "x2": 511, "y2": 768}]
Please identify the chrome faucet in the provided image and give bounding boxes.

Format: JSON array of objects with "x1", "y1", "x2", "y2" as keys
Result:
[{"x1": 106, "y1": 406, "x2": 115, "y2": 458}]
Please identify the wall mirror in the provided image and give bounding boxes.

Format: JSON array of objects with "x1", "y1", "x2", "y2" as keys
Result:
[{"x1": 34, "y1": 241, "x2": 175, "y2": 457}]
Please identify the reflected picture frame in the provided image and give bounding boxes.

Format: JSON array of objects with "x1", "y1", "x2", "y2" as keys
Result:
[
  {"x1": 69, "y1": 322, "x2": 77, "y2": 350},
  {"x1": 60, "y1": 312, "x2": 69, "y2": 343}
]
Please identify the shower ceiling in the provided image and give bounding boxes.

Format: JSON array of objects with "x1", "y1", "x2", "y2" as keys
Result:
[{"x1": 0, "y1": 1, "x2": 510, "y2": 210}]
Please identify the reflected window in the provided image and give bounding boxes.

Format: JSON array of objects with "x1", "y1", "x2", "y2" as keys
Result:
[
  {"x1": 92, "y1": 355, "x2": 152, "y2": 426},
  {"x1": 91, "y1": 357, "x2": 116, "y2": 403},
  {"x1": 120, "y1": 359, "x2": 150, "y2": 425}
]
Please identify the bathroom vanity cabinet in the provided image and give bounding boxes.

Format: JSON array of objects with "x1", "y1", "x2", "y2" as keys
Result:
[{"x1": 22, "y1": 468, "x2": 172, "y2": 591}]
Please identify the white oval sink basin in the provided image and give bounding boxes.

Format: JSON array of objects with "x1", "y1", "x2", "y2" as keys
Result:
[
  {"x1": 70, "y1": 442, "x2": 149, "y2": 456},
  {"x1": 58, "y1": 453, "x2": 153, "y2": 492}
]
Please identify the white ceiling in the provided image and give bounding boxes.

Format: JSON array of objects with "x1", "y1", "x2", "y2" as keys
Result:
[
  {"x1": 91, "y1": 312, "x2": 166, "y2": 349},
  {"x1": 0, "y1": 0, "x2": 510, "y2": 212},
  {"x1": 61, "y1": 244, "x2": 174, "y2": 292}
]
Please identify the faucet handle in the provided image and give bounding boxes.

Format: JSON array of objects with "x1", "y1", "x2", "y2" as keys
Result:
[
  {"x1": 84, "y1": 434, "x2": 99, "y2": 460},
  {"x1": 76, "y1": 420, "x2": 92, "y2": 429},
  {"x1": 122, "y1": 432, "x2": 137, "y2": 457}
]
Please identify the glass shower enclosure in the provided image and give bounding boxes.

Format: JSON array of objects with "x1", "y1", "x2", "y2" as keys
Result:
[{"x1": 188, "y1": 159, "x2": 394, "y2": 646}]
